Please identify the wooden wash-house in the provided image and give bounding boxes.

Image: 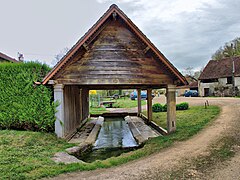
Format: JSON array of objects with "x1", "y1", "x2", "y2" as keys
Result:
[{"x1": 42, "y1": 4, "x2": 187, "y2": 138}]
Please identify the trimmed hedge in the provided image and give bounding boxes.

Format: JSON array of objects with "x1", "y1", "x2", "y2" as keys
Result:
[
  {"x1": 152, "y1": 103, "x2": 163, "y2": 112},
  {"x1": 0, "y1": 62, "x2": 56, "y2": 131},
  {"x1": 152, "y1": 102, "x2": 189, "y2": 112},
  {"x1": 176, "y1": 102, "x2": 189, "y2": 110}
]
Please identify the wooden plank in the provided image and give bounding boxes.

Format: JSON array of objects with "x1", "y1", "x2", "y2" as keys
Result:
[
  {"x1": 82, "y1": 60, "x2": 162, "y2": 67},
  {"x1": 81, "y1": 61, "x2": 141, "y2": 67},
  {"x1": 60, "y1": 66, "x2": 144, "y2": 71},
  {"x1": 147, "y1": 88, "x2": 152, "y2": 122},
  {"x1": 137, "y1": 89, "x2": 141, "y2": 115},
  {"x1": 66, "y1": 77, "x2": 171, "y2": 83},
  {"x1": 60, "y1": 74, "x2": 171, "y2": 80},
  {"x1": 81, "y1": 88, "x2": 89, "y2": 120},
  {"x1": 82, "y1": 84, "x2": 167, "y2": 90},
  {"x1": 62, "y1": 65, "x2": 163, "y2": 72},
  {"x1": 64, "y1": 85, "x2": 81, "y2": 137},
  {"x1": 57, "y1": 78, "x2": 173, "y2": 85},
  {"x1": 60, "y1": 64, "x2": 168, "y2": 76}
]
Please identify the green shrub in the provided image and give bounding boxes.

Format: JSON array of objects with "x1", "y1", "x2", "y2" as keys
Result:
[
  {"x1": 0, "y1": 62, "x2": 56, "y2": 131},
  {"x1": 162, "y1": 104, "x2": 167, "y2": 112},
  {"x1": 152, "y1": 102, "x2": 189, "y2": 112},
  {"x1": 152, "y1": 103, "x2": 162, "y2": 112},
  {"x1": 176, "y1": 102, "x2": 189, "y2": 110}
]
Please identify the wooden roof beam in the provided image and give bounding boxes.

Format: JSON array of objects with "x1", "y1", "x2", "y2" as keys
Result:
[
  {"x1": 83, "y1": 43, "x2": 89, "y2": 51},
  {"x1": 143, "y1": 46, "x2": 150, "y2": 54}
]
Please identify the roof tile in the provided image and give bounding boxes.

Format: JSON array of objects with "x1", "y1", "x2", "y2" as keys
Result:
[{"x1": 199, "y1": 56, "x2": 240, "y2": 80}]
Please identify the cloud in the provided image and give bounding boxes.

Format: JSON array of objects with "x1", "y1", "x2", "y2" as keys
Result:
[{"x1": 96, "y1": 0, "x2": 240, "y2": 71}]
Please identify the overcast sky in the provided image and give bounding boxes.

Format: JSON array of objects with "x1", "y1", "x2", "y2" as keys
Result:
[{"x1": 0, "y1": 0, "x2": 239, "y2": 71}]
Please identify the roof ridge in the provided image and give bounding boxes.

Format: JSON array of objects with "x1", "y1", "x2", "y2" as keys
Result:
[{"x1": 0, "y1": 51, "x2": 18, "y2": 62}]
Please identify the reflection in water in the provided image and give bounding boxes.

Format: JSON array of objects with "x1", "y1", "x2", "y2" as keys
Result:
[{"x1": 94, "y1": 117, "x2": 138, "y2": 149}]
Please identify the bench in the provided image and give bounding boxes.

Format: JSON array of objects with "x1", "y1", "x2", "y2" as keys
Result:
[{"x1": 100, "y1": 101, "x2": 115, "y2": 108}]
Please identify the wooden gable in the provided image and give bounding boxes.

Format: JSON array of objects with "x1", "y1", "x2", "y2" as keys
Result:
[{"x1": 43, "y1": 4, "x2": 187, "y2": 87}]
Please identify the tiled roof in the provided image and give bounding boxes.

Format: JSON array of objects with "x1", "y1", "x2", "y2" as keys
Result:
[
  {"x1": 199, "y1": 56, "x2": 240, "y2": 80},
  {"x1": 0, "y1": 52, "x2": 18, "y2": 62},
  {"x1": 189, "y1": 81, "x2": 198, "y2": 88}
]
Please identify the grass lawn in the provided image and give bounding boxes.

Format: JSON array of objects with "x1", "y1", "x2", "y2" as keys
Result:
[
  {"x1": 90, "y1": 98, "x2": 146, "y2": 114},
  {"x1": 143, "y1": 105, "x2": 220, "y2": 131},
  {"x1": 112, "y1": 98, "x2": 147, "y2": 108},
  {"x1": 0, "y1": 106, "x2": 220, "y2": 179},
  {"x1": 90, "y1": 107, "x2": 109, "y2": 115}
]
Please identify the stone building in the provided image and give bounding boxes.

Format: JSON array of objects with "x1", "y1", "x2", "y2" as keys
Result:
[{"x1": 198, "y1": 57, "x2": 240, "y2": 97}]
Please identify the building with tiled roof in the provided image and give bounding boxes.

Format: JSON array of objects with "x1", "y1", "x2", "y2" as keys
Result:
[
  {"x1": 0, "y1": 52, "x2": 18, "y2": 63},
  {"x1": 198, "y1": 56, "x2": 240, "y2": 96}
]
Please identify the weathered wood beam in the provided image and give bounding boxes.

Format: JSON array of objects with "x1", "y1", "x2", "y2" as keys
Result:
[
  {"x1": 57, "y1": 78, "x2": 172, "y2": 85},
  {"x1": 147, "y1": 88, "x2": 152, "y2": 123},
  {"x1": 137, "y1": 89, "x2": 141, "y2": 116},
  {"x1": 83, "y1": 43, "x2": 89, "y2": 51},
  {"x1": 79, "y1": 85, "x2": 166, "y2": 90},
  {"x1": 143, "y1": 46, "x2": 150, "y2": 54},
  {"x1": 167, "y1": 85, "x2": 176, "y2": 133}
]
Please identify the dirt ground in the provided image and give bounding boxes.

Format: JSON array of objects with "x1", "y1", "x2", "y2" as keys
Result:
[{"x1": 51, "y1": 97, "x2": 240, "y2": 180}]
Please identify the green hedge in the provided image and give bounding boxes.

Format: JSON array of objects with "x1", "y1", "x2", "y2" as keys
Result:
[
  {"x1": 152, "y1": 103, "x2": 163, "y2": 112},
  {"x1": 176, "y1": 102, "x2": 189, "y2": 110},
  {"x1": 152, "y1": 102, "x2": 189, "y2": 112},
  {"x1": 0, "y1": 62, "x2": 56, "y2": 131}
]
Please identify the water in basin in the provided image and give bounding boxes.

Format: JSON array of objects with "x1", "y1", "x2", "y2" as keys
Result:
[
  {"x1": 94, "y1": 117, "x2": 138, "y2": 149},
  {"x1": 79, "y1": 117, "x2": 139, "y2": 162}
]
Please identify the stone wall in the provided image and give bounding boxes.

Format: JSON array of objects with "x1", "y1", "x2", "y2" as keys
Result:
[
  {"x1": 198, "y1": 81, "x2": 218, "y2": 97},
  {"x1": 199, "y1": 76, "x2": 240, "y2": 97}
]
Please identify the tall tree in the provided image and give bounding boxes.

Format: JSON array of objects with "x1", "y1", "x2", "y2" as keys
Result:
[{"x1": 212, "y1": 37, "x2": 240, "y2": 60}]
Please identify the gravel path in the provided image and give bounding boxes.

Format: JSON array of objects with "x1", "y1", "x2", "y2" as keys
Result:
[{"x1": 50, "y1": 97, "x2": 240, "y2": 180}]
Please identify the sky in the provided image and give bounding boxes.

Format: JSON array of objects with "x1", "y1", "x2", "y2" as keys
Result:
[{"x1": 0, "y1": 0, "x2": 239, "y2": 72}]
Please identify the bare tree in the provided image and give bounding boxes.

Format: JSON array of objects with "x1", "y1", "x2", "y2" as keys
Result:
[
  {"x1": 51, "y1": 47, "x2": 69, "y2": 65},
  {"x1": 182, "y1": 66, "x2": 194, "y2": 76}
]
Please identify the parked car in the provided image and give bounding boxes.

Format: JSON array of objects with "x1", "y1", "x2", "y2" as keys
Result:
[
  {"x1": 184, "y1": 90, "x2": 198, "y2": 97},
  {"x1": 111, "y1": 94, "x2": 119, "y2": 99},
  {"x1": 130, "y1": 91, "x2": 155, "y2": 100}
]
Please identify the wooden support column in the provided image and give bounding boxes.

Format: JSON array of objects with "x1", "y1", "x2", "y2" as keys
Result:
[
  {"x1": 147, "y1": 88, "x2": 152, "y2": 123},
  {"x1": 54, "y1": 84, "x2": 65, "y2": 138},
  {"x1": 167, "y1": 85, "x2": 176, "y2": 133},
  {"x1": 82, "y1": 88, "x2": 90, "y2": 120},
  {"x1": 79, "y1": 89, "x2": 83, "y2": 121},
  {"x1": 137, "y1": 89, "x2": 141, "y2": 116}
]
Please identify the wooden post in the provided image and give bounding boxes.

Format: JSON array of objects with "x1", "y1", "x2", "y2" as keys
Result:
[
  {"x1": 147, "y1": 88, "x2": 152, "y2": 123},
  {"x1": 54, "y1": 84, "x2": 65, "y2": 138},
  {"x1": 79, "y1": 89, "x2": 83, "y2": 121},
  {"x1": 137, "y1": 89, "x2": 141, "y2": 116},
  {"x1": 167, "y1": 85, "x2": 176, "y2": 133}
]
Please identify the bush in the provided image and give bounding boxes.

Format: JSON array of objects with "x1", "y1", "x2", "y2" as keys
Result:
[
  {"x1": 0, "y1": 62, "x2": 56, "y2": 132},
  {"x1": 152, "y1": 102, "x2": 189, "y2": 112},
  {"x1": 152, "y1": 103, "x2": 162, "y2": 112},
  {"x1": 162, "y1": 104, "x2": 167, "y2": 112},
  {"x1": 176, "y1": 102, "x2": 189, "y2": 110}
]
